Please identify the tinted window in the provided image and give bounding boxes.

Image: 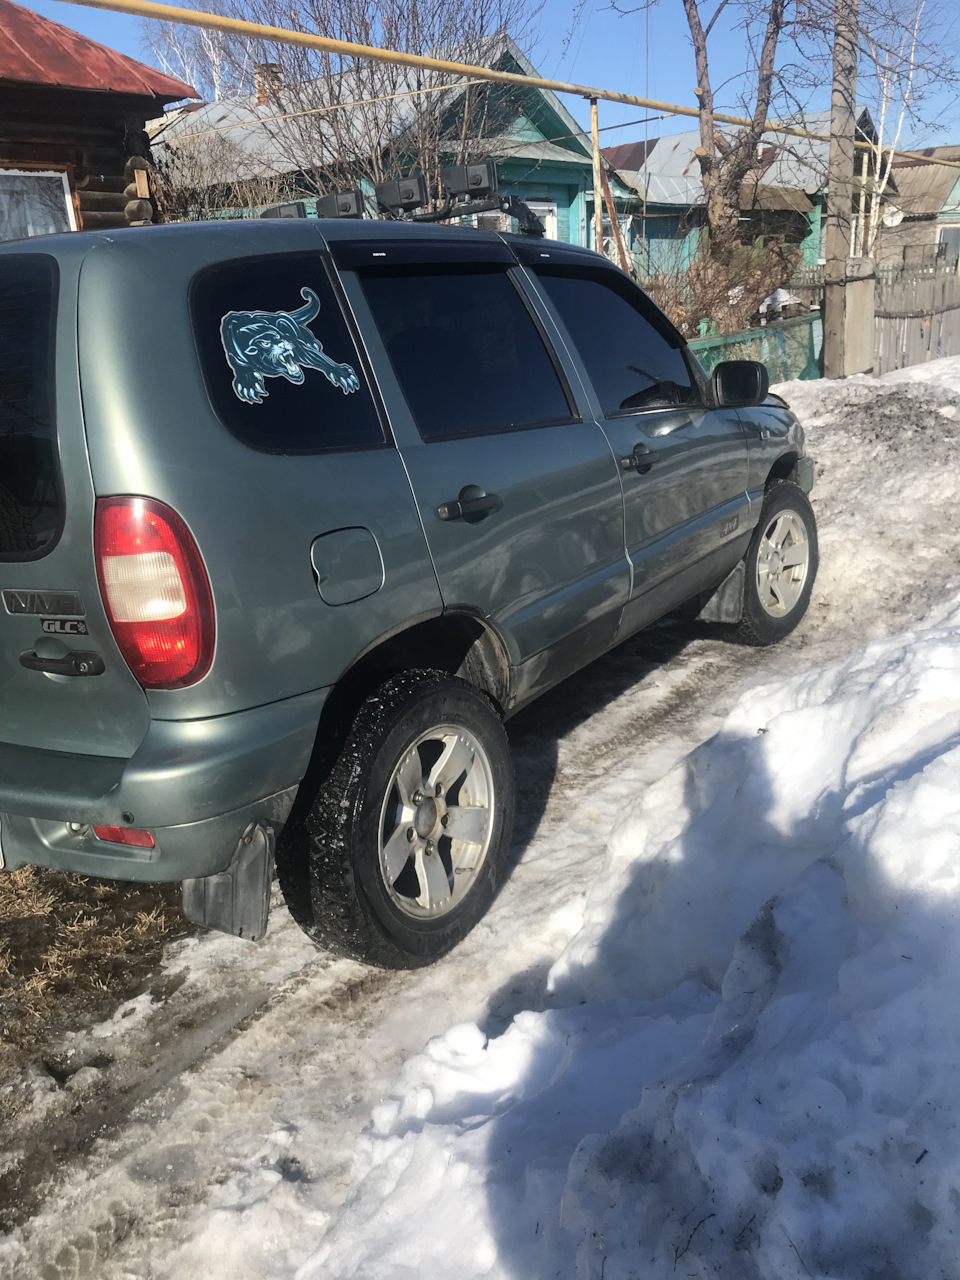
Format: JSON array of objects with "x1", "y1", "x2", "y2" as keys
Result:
[
  {"x1": 536, "y1": 268, "x2": 697, "y2": 415},
  {"x1": 0, "y1": 255, "x2": 62, "y2": 558},
  {"x1": 192, "y1": 255, "x2": 384, "y2": 453},
  {"x1": 358, "y1": 266, "x2": 574, "y2": 440}
]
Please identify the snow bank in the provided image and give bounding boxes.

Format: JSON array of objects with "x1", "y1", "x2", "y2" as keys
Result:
[
  {"x1": 772, "y1": 358, "x2": 960, "y2": 652},
  {"x1": 302, "y1": 597, "x2": 960, "y2": 1280}
]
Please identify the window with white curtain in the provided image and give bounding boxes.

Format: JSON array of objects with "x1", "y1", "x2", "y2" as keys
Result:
[
  {"x1": 0, "y1": 170, "x2": 76, "y2": 243},
  {"x1": 525, "y1": 201, "x2": 558, "y2": 240}
]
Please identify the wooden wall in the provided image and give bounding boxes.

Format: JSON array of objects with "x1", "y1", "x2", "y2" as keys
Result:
[
  {"x1": 876, "y1": 214, "x2": 944, "y2": 266},
  {"x1": 0, "y1": 85, "x2": 160, "y2": 230}
]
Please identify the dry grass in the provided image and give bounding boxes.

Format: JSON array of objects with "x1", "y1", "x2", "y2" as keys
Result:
[{"x1": 0, "y1": 867, "x2": 192, "y2": 1074}]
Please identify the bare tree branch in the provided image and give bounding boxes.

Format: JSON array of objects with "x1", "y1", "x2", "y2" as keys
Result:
[{"x1": 703, "y1": 0, "x2": 731, "y2": 39}]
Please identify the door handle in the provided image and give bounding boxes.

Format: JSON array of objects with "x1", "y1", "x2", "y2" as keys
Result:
[
  {"x1": 437, "y1": 492, "x2": 504, "y2": 522},
  {"x1": 20, "y1": 649, "x2": 105, "y2": 677},
  {"x1": 620, "y1": 444, "x2": 661, "y2": 474}
]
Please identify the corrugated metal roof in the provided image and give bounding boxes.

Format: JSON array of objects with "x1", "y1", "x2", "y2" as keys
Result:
[
  {"x1": 152, "y1": 94, "x2": 294, "y2": 180},
  {"x1": 605, "y1": 108, "x2": 873, "y2": 207},
  {"x1": 152, "y1": 74, "x2": 429, "y2": 180},
  {"x1": 0, "y1": 0, "x2": 196, "y2": 100},
  {"x1": 889, "y1": 145, "x2": 960, "y2": 215}
]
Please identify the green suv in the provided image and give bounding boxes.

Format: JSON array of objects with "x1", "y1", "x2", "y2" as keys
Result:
[{"x1": 0, "y1": 218, "x2": 816, "y2": 967}]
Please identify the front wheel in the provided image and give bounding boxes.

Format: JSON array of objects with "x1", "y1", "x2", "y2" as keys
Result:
[
  {"x1": 294, "y1": 671, "x2": 514, "y2": 968},
  {"x1": 735, "y1": 480, "x2": 818, "y2": 645}
]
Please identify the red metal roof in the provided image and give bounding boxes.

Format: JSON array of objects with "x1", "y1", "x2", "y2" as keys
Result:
[
  {"x1": 603, "y1": 139, "x2": 659, "y2": 172},
  {"x1": 0, "y1": 0, "x2": 197, "y2": 100}
]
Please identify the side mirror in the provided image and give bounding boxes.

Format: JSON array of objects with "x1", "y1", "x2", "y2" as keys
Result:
[{"x1": 711, "y1": 360, "x2": 769, "y2": 408}]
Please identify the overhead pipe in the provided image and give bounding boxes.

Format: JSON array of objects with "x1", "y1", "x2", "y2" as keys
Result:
[{"x1": 57, "y1": 0, "x2": 960, "y2": 171}]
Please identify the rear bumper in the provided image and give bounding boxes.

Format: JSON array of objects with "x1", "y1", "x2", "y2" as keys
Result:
[{"x1": 0, "y1": 688, "x2": 326, "y2": 881}]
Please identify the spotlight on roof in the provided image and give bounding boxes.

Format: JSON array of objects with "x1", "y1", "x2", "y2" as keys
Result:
[
  {"x1": 375, "y1": 174, "x2": 429, "y2": 216},
  {"x1": 441, "y1": 161, "x2": 498, "y2": 202},
  {"x1": 316, "y1": 189, "x2": 365, "y2": 219},
  {"x1": 259, "y1": 201, "x2": 309, "y2": 219}
]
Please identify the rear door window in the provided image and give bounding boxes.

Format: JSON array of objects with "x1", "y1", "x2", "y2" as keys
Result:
[
  {"x1": 191, "y1": 254, "x2": 384, "y2": 453},
  {"x1": 357, "y1": 265, "x2": 576, "y2": 440},
  {"x1": 535, "y1": 266, "x2": 698, "y2": 415},
  {"x1": 0, "y1": 254, "x2": 62, "y2": 559}
]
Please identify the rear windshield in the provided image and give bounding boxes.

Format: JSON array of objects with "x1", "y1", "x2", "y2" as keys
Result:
[{"x1": 0, "y1": 255, "x2": 62, "y2": 558}]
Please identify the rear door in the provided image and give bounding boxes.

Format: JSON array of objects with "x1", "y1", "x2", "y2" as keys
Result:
[
  {"x1": 523, "y1": 255, "x2": 751, "y2": 613},
  {"x1": 77, "y1": 231, "x2": 444, "y2": 723},
  {"x1": 0, "y1": 248, "x2": 150, "y2": 757},
  {"x1": 335, "y1": 240, "x2": 630, "y2": 703}
]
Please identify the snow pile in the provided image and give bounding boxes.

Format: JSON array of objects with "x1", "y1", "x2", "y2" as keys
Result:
[
  {"x1": 302, "y1": 597, "x2": 960, "y2": 1280},
  {"x1": 773, "y1": 358, "x2": 960, "y2": 649}
]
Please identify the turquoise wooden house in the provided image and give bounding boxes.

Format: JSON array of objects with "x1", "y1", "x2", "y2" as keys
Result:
[
  {"x1": 604, "y1": 108, "x2": 883, "y2": 276},
  {"x1": 152, "y1": 38, "x2": 638, "y2": 249}
]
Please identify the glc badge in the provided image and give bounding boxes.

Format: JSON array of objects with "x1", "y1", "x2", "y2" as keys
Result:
[{"x1": 41, "y1": 618, "x2": 89, "y2": 635}]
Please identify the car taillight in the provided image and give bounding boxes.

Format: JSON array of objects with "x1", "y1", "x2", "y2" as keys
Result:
[{"x1": 95, "y1": 496, "x2": 215, "y2": 689}]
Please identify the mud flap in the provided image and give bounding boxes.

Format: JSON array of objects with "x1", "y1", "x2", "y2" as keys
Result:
[
  {"x1": 182, "y1": 821, "x2": 274, "y2": 941},
  {"x1": 698, "y1": 561, "x2": 745, "y2": 624},
  {"x1": 794, "y1": 456, "x2": 815, "y2": 493}
]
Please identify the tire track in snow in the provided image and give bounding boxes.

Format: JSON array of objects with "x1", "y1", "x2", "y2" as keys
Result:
[
  {"x1": 8, "y1": 369, "x2": 960, "y2": 1275},
  {"x1": 0, "y1": 627, "x2": 796, "y2": 1280}
]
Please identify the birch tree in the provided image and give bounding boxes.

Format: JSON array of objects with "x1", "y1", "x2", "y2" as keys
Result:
[
  {"x1": 857, "y1": 0, "x2": 947, "y2": 256},
  {"x1": 141, "y1": 0, "x2": 255, "y2": 101}
]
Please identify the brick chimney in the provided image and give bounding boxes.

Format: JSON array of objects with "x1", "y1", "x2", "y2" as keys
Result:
[{"x1": 254, "y1": 63, "x2": 283, "y2": 106}]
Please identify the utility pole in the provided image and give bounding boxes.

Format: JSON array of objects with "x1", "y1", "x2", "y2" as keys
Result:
[
  {"x1": 590, "y1": 97, "x2": 604, "y2": 255},
  {"x1": 823, "y1": 0, "x2": 875, "y2": 377}
]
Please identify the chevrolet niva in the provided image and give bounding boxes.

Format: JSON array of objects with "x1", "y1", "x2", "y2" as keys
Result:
[{"x1": 0, "y1": 218, "x2": 816, "y2": 967}]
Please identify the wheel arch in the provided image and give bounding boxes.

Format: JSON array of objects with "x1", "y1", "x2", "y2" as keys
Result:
[
  {"x1": 764, "y1": 451, "x2": 802, "y2": 489},
  {"x1": 284, "y1": 613, "x2": 511, "y2": 830}
]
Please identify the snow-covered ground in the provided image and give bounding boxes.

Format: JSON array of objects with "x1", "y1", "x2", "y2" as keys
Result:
[
  {"x1": 307, "y1": 595, "x2": 960, "y2": 1280},
  {"x1": 5, "y1": 358, "x2": 960, "y2": 1280}
]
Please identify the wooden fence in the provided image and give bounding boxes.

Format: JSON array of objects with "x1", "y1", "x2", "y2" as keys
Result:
[{"x1": 874, "y1": 263, "x2": 960, "y2": 375}]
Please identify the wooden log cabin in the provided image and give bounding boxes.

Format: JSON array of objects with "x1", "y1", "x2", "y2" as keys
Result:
[{"x1": 0, "y1": 0, "x2": 195, "y2": 240}]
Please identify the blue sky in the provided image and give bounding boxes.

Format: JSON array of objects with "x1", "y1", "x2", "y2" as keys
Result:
[{"x1": 25, "y1": 0, "x2": 960, "y2": 146}]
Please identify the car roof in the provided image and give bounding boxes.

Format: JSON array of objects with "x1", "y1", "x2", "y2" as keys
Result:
[
  {"x1": 0, "y1": 217, "x2": 492, "y2": 255},
  {"x1": 0, "y1": 216, "x2": 605, "y2": 265}
]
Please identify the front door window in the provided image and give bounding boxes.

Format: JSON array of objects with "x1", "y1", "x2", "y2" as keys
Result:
[
  {"x1": 533, "y1": 263, "x2": 750, "y2": 592},
  {"x1": 0, "y1": 171, "x2": 75, "y2": 242}
]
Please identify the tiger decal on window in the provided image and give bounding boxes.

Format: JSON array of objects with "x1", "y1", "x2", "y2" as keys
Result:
[{"x1": 220, "y1": 287, "x2": 361, "y2": 404}]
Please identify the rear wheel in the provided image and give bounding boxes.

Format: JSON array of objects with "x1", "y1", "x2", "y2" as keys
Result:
[
  {"x1": 735, "y1": 480, "x2": 818, "y2": 645},
  {"x1": 292, "y1": 670, "x2": 514, "y2": 968}
]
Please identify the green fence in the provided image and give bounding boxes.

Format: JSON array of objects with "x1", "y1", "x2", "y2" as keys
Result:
[{"x1": 688, "y1": 313, "x2": 823, "y2": 383}]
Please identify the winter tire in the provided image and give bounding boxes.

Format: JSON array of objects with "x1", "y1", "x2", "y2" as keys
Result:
[
  {"x1": 735, "y1": 480, "x2": 818, "y2": 646},
  {"x1": 293, "y1": 670, "x2": 514, "y2": 968}
]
